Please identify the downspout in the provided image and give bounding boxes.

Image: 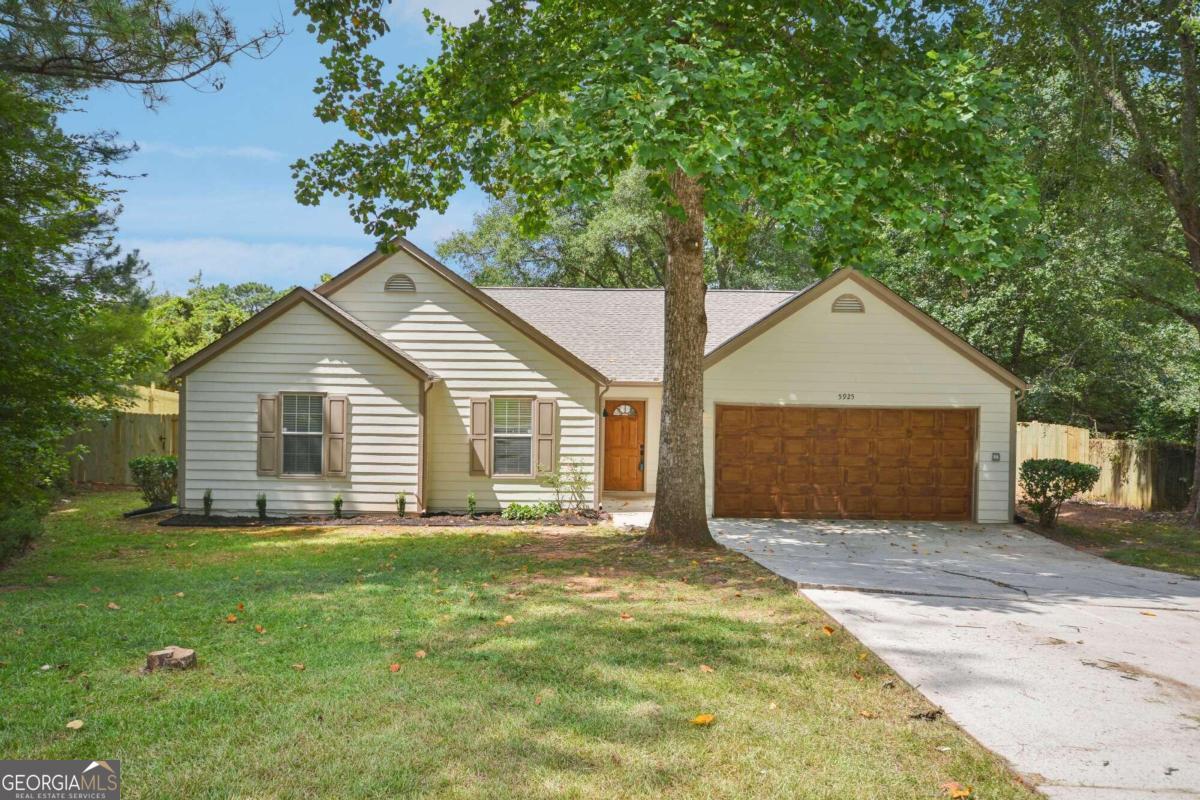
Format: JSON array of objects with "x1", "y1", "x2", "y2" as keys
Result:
[
  {"x1": 595, "y1": 382, "x2": 611, "y2": 512},
  {"x1": 418, "y1": 380, "x2": 434, "y2": 514}
]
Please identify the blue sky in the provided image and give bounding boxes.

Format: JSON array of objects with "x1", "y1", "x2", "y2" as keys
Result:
[{"x1": 60, "y1": 1, "x2": 488, "y2": 294}]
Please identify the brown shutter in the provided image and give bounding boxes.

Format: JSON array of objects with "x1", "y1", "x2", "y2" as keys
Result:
[
  {"x1": 324, "y1": 395, "x2": 349, "y2": 477},
  {"x1": 469, "y1": 398, "x2": 490, "y2": 476},
  {"x1": 534, "y1": 398, "x2": 557, "y2": 475},
  {"x1": 257, "y1": 394, "x2": 279, "y2": 475}
]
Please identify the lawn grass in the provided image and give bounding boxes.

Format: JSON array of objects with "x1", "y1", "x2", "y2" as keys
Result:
[
  {"x1": 0, "y1": 490, "x2": 1036, "y2": 799},
  {"x1": 1036, "y1": 509, "x2": 1200, "y2": 578}
]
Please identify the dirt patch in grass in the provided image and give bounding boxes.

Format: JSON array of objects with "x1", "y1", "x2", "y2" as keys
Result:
[{"x1": 1023, "y1": 501, "x2": 1200, "y2": 577}]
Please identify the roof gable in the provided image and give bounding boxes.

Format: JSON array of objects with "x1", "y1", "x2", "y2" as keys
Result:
[
  {"x1": 166, "y1": 287, "x2": 437, "y2": 382},
  {"x1": 316, "y1": 239, "x2": 610, "y2": 385},
  {"x1": 703, "y1": 269, "x2": 1027, "y2": 390}
]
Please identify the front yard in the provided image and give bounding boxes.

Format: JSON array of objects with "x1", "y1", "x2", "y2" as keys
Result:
[{"x1": 0, "y1": 491, "x2": 1035, "y2": 799}]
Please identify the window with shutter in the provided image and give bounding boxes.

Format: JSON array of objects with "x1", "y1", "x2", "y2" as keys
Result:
[
  {"x1": 492, "y1": 398, "x2": 532, "y2": 476},
  {"x1": 281, "y1": 394, "x2": 324, "y2": 475},
  {"x1": 324, "y1": 395, "x2": 348, "y2": 477}
]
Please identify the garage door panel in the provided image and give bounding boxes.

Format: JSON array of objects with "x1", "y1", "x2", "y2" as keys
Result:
[{"x1": 714, "y1": 405, "x2": 975, "y2": 521}]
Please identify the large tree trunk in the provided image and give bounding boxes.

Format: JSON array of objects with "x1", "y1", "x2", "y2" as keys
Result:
[
  {"x1": 645, "y1": 170, "x2": 716, "y2": 547},
  {"x1": 1188, "y1": 401, "x2": 1200, "y2": 524}
]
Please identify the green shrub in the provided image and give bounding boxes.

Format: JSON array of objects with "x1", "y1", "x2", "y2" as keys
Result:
[
  {"x1": 202, "y1": 488, "x2": 213, "y2": 518},
  {"x1": 467, "y1": 492, "x2": 477, "y2": 517},
  {"x1": 501, "y1": 501, "x2": 562, "y2": 521},
  {"x1": 0, "y1": 503, "x2": 45, "y2": 566},
  {"x1": 1019, "y1": 458, "x2": 1101, "y2": 528},
  {"x1": 333, "y1": 493, "x2": 344, "y2": 518},
  {"x1": 256, "y1": 493, "x2": 267, "y2": 520},
  {"x1": 396, "y1": 493, "x2": 407, "y2": 516},
  {"x1": 128, "y1": 455, "x2": 177, "y2": 506},
  {"x1": 539, "y1": 459, "x2": 589, "y2": 511}
]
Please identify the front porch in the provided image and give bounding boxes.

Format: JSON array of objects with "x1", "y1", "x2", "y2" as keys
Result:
[{"x1": 601, "y1": 492, "x2": 654, "y2": 528}]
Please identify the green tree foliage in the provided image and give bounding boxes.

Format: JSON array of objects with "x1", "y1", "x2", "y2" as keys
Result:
[
  {"x1": 147, "y1": 276, "x2": 287, "y2": 381},
  {"x1": 0, "y1": 3, "x2": 281, "y2": 535},
  {"x1": 295, "y1": 0, "x2": 1036, "y2": 545},
  {"x1": 0, "y1": 1, "x2": 283, "y2": 106},
  {"x1": 969, "y1": 1, "x2": 1200, "y2": 517},
  {"x1": 439, "y1": 166, "x2": 815, "y2": 289}
]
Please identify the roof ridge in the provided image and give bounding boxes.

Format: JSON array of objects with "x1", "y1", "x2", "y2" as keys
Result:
[{"x1": 481, "y1": 286, "x2": 798, "y2": 293}]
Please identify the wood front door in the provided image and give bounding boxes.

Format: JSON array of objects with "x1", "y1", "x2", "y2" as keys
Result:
[
  {"x1": 714, "y1": 405, "x2": 976, "y2": 521},
  {"x1": 604, "y1": 400, "x2": 646, "y2": 491}
]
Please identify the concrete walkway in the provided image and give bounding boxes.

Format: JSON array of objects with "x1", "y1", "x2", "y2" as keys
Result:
[{"x1": 712, "y1": 519, "x2": 1200, "y2": 800}]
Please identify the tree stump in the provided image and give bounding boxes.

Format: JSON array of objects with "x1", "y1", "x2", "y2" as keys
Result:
[{"x1": 144, "y1": 645, "x2": 196, "y2": 672}]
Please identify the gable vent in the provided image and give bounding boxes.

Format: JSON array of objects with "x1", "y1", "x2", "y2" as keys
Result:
[
  {"x1": 385, "y1": 273, "x2": 416, "y2": 292},
  {"x1": 831, "y1": 293, "x2": 864, "y2": 313}
]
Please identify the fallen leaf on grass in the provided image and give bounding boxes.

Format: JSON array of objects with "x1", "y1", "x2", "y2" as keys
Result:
[
  {"x1": 858, "y1": 651, "x2": 868, "y2": 661},
  {"x1": 106, "y1": 602, "x2": 120, "y2": 610},
  {"x1": 768, "y1": 702, "x2": 778, "y2": 710},
  {"x1": 236, "y1": 602, "x2": 245, "y2": 612},
  {"x1": 65, "y1": 719, "x2": 83, "y2": 730},
  {"x1": 225, "y1": 614, "x2": 238, "y2": 623},
  {"x1": 174, "y1": 592, "x2": 184, "y2": 598},
  {"x1": 940, "y1": 781, "x2": 972, "y2": 798},
  {"x1": 414, "y1": 649, "x2": 427, "y2": 659},
  {"x1": 496, "y1": 615, "x2": 516, "y2": 627},
  {"x1": 534, "y1": 695, "x2": 542, "y2": 706},
  {"x1": 254, "y1": 625, "x2": 265, "y2": 634},
  {"x1": 910, "y1": 708, "x2": 944, "y2": 721},
  {"x1": 291, "y1": 663, "x2": 305, "y2": 671},
  {"x1": 852, "y1": 671, "x2": 864, "y2": 681},
  {"x1": 690, "y1": 713, "x2": 715, "y2": 726},
  {"x1": 859, "y1": 710, "x2": 878, "y2": 719},
  {"x1": 389, "y1": 663, "x2": 400, "y2": 673},
  {"x1": 699, "y1": 664, "x2": 714, "y2": 673},
  {"x1": 821, "y1": 625, "x2": 835, "y2": 636},
  {"x1": 619, "y1": 612, "x2": 633, "y2": 621}
]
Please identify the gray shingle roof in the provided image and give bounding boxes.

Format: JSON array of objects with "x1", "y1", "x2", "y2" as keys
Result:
[{"x1": 481, "y1": 287, "x2": 800, "y2": 382}]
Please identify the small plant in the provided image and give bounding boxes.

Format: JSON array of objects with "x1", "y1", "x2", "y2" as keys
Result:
[
  {"x1": 202, "y1": 488, "x2": 213, "y2": 518},
  {"x1": 467, "y1": 492, "x2": 477, "y2": 517},
  {"x1": 333, "y1": 493, "x2": 344, "y2": 518},
  {"x1": 256, "y1": 493, "x2": 267, "y2": 520},
  {"x1": 396, "y1": 492, "x2": 407, "y2": 516},
  {"x1": 128, "y1": 455, "x2": 178, "y2": 506},
  {"x1": 501, "y1": 501, "x2": 562, "y2": 521},
  {"x1": 539, "y1": 459, "x2": 589, "y2": 512},
  {"x1": 1019, "y1": 458, "x2": 1101, "y2": 528}
]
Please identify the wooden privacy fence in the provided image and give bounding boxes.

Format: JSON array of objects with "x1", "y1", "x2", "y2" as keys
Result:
[
  {"x1": 1016, "y1": 421, "x2": 1194, "y2": 511},
  {"x1": 64, "y1": 413, "x2": 179, "y2": 485}
]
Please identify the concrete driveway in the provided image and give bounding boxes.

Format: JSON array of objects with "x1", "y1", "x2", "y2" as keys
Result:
[{"x1": 712, "y1": 519, "x2": 1200, "y2": 800}]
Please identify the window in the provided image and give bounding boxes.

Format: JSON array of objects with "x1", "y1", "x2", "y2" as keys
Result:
[
  {"x1": 611, "y1": 403, "x2": 638, "y2": 417},
  {"x1": 492, "y1": 397, "x2": 532, "y2": 475},
  {"x1": 831, "y1": 293, "x2": 865, "y2": 313},
  {"x1": 385, "y1": 273, "x2": 416, "y2": 292},
  {"x1": 282, "y1": 394, "x2": 324, "y2": 475}
]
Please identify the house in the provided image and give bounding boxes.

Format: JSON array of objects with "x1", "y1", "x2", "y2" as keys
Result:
[{"x1": 168, "y1": 239, "x2": 1026, "y2": 522}]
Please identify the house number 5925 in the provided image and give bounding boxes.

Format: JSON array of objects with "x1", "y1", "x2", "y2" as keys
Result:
[{"x1": 838, "y1": 393, "x2": 855, "y2": 400}]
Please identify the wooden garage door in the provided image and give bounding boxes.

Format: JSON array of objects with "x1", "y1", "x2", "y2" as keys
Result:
[{"x1": 714, "y1": 406, "x2": 976, "y2": 520}]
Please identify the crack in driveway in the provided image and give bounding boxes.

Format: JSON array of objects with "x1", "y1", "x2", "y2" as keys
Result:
[{"x1": 937, "y1": 568, "x2": 1031, "y2": 597}]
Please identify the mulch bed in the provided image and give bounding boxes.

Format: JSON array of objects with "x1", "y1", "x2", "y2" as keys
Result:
[{"x1": 158, "y1": 511, "x2": 606, "y2": 529}]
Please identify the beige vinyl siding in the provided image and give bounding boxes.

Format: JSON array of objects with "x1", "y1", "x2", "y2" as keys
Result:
[
  {"x1": 328, "y1": 252, "x2": 597, "y2": 511},
  {"x1": 703, "y1": 275, "x2": 1015, "y2": 523},
  {"x1": 183, "y1": 302, "x2": 421, "y2": 514}
]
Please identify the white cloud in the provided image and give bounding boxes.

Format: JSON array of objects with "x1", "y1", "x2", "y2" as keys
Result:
[
  {"x1": 130, "y1": 141, "x2": 286, "y2": 162},
  {"x1": 384, "y1": 0, "x2": 489, "y2": 27},
  {"x1": 126, "y1": 238, "x2": 369, "y2": 294}
]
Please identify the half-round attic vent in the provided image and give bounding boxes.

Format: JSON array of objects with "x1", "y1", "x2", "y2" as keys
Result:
[
  {"x1": 385, "y1": 273, "x2": 416, "y2": 292},
  {"x1": 831, "y1": 293, "x2": 864, "y2": 313}
]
